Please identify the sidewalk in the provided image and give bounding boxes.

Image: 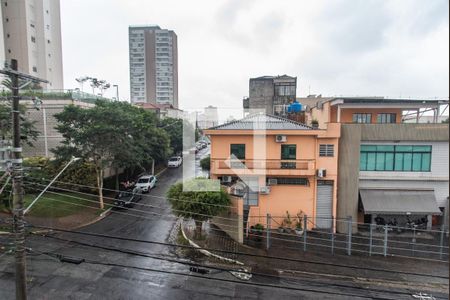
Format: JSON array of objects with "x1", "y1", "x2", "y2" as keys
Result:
[{"x1": 182, "y1": 221, "x2": 449, "y2": 293}]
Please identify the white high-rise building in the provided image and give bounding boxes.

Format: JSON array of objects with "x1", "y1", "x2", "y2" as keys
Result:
[
  {"x1": 1, "y1": 0, "x2": 64, "y2": 89},
  {"x1": 129, "y1": 25, "x2": 178, "y2": 107}
]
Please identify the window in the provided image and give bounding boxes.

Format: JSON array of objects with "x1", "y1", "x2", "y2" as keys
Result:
[
  {"x1": 8, "y1": 49, "x2": 11, "y2": 53},
  {"x1": 47, "y1": 39, "x2": 51, "y2": 44},
  {"x1": 230, "y1": 144, "x2": 245, "y2": 160},
  {"x1": 319, "y1": 144, "x2": 334, "y2": 157},
  {"x1": 32, "y1": 66, "x2": 37, "y2": 72},
  {"x1": 31, "y1": 36, "x2": 36, "y2": 43},
  {"x1": 6, "y1": 34, "x2": 10, "y2": 38},
  {"x1": 281, "y1": 144, "x2": 296, "y2": 169},
  {"x1": 30, "y1": 23, "x2": 35, "y2": 28},
  {"x1": 353, "y1": 113, "x2": 372, "y2": 123},
  {"x1": 6, "y1": 18, "x2": 8, "y2": 22},
  {"x1": 377, "y1": 113, "x2": 396, "y2": 123},
  {"x1": 360, "y1": 145, "x2": 431, "y2": 172},
  {"x1": 281, "y1": 144, "x2": 296, "y2": 159},
  {"x1": 267, "y1": 177, "x2": 309, "y2": 186}
]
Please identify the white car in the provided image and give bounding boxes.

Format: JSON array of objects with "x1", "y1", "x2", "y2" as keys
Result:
[
  {"x1": 168, "y1": 156, "x2": 182, "y2": 168},
  {"x1": 135, "y1": 175, "x2": 157, "y2": 193}
]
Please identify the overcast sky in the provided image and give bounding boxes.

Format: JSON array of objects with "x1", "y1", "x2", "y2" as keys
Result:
[{"x1": 60, "y1": 0, "x2": 449, "y2": 111}]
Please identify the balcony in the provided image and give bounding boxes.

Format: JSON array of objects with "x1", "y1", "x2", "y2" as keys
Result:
[{"x1": 212, "y1": 159, "x2": 316, "y2": 176}]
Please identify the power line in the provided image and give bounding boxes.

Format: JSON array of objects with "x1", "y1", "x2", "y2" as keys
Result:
[
  {"x1": 24, "y1": 247, "x2": 407, "y2": 300},
  {"x1": 30, "y1": 232, "x2": 438, "y2": 299},
  {"x1": 19, "y1": 184, "x2": 449, "y2": 262},
  {"x1": 15, "y1": 221, "x2": 447, "y2": 279}
]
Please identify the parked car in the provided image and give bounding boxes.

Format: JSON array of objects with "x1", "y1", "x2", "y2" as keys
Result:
[
  {"x1": 135, "y1": 175, "x2": 157, "y2": 193},
  {"x1": 114, "y1": 187, "x2": 142, "y2": 208},
  {"x1": 168, "y1": 156, "x2": 182, "y2": 168}
]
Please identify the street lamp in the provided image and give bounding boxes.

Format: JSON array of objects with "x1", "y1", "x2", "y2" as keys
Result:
[
  {"x1": 24, "y1": 157, "x2": 81, "y2": 215},
  {"x1": 113, "y1": 84, "x2": 119, "y2": 101}
]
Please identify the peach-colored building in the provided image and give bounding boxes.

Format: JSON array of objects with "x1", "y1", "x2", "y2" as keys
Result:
[{"x1": 204, "y1": 114, "x2": 340, "y2": 231}]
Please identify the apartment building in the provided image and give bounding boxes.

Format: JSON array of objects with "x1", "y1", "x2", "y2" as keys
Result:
[
  {"x1": 1, "y1": 0, "x2": 64, "y2": 89},
  {"x1": 309, "y1": 97, "x2": 449, "y2": 232},
  {"x1": 129, "y1": 25, "x2": 178, "y2": 107},
  {"x1": 243, "y1": 75, "x2": 297, "y2": 116},
  {"x1": 204, "y1": 114, "x2": 340, "y2": 232},
  {"x1": 197, "y1": 105, "x2": 219, "y2": 130}
]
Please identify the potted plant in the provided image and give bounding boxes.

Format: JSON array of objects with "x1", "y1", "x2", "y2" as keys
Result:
[
  {"x1": 294, "y1": 210, "x2": 304, "y2": 236},
  {"x1": 253, "y1": 223, "x2": 264, "y2": 242},
  {"x1": 283, "y1": 211, "x2": 293, "y2": 234},
  {"x1": 311, "y1": 119, "x2": 319, "y2": 129}
]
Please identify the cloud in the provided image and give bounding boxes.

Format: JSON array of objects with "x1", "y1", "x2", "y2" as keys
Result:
[{"x1": 60, "y1": 0, "x2": 449, "y2": 109}]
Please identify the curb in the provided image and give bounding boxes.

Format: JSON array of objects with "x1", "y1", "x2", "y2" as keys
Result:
[
  {"x1": 180, "y1": 220, "x2": 244, "y2": 266},
  {"x1": 29, "y1": 207, "x2": 113, "y2": 235}
]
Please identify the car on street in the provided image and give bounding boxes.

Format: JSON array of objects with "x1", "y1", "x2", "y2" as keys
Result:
[
  {"x1": 114, "y1": 187, "x2": 142, "y2": 208},
  {"x1": 135, "y1": 175, "x2": 157, "y2": 193},
  {"x1": 167, "y1": 156, "x2": 182, "y2": 168}
]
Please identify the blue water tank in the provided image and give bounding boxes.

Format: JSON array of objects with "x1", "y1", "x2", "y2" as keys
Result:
[{"x1": 287, "y1": 100, "x2": 302, "y2": 113}]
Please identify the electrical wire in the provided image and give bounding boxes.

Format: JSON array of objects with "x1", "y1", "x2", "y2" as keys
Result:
[
  {"x1": 29, "y1": 232, "x2": 444, "y2": 299},
  {"x1": 25, "y1": 246, "x2": 424, "y2": 300},
  {"x1": 15, "y1": 221, "x2": 447, "y2": 279}
]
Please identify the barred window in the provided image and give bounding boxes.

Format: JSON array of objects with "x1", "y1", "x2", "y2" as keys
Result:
[
  {"x1": 353, "y1": 113, "x2": 372, "y2": 123},
  {"x1": 266, "y1": 177, "x2": 309, "y2": 186},
  {"x1": 319, "y1": 144, "x2": 334, "y2": 157}
]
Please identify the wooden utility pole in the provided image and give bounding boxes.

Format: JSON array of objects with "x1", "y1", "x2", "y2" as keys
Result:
[{"x1": 1, "y1": 59, "x2": 48, "y2": 300}]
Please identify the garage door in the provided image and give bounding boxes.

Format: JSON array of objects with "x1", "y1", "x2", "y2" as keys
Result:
[{"x1": 316, "y1": 181, "x2": 333, "y2": 229}]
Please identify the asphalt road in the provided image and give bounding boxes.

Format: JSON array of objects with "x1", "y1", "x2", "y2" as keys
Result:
[{"x1": 0, "y1": 147, "x2": 448, "y2": 299}]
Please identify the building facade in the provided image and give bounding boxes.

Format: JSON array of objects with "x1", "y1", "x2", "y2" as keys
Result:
[
  {"x1": 129, "y1": 25, "x2": 178, "y2": 107},
  {"x1": 204, "y1": 114, "x2": 340, "y2": 232},
  {"x1": 197, "y1": 105, "x2": 218, "y2": 130},
  {"x1": 1, "y1": 0, "x2": 64, "y2": 89},
  {"x1": 309, "y1": 97, "x2": 449, "y2": 232},
  {"x1": 243, "y1": 75, "x2": 297, "y2": 116}
]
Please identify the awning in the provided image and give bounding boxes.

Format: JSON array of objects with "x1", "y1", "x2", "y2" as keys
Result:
[{"x1": 360, "y1": 190, "x2": 441, "y2": 215}]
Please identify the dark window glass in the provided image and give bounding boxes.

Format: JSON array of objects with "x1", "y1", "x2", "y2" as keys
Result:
[
  {"x1": 360, "y1": 144, "x2": 431, "y2": 172},
  {"x1": 377, "y1": 113, "x2": 396, "y2": 123},
  {"x1": 230, "y1": 144, "x2": 245, "y2": 160},
  {"x1": 353, "y1": 113, "x2": 372, "y2": 123},
  {"x1": 281, "y1": 144, "x2": 296, "y2": 160}
]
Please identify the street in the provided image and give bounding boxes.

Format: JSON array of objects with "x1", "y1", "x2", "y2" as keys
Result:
[{"x1": 0, "y1": 148, "x2": 448, "y2": 299}]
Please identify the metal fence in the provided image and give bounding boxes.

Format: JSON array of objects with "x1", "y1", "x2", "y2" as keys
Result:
[{"x1": 245, "y1": 215, "x2": 449, "y2": 262}]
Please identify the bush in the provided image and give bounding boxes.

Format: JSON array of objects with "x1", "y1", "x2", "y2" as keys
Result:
[
  {"x1": 200, "y1": 155, "x2": 210, "y2": 170},
  {"x1": 24, "y1": 156, "x2": 97, "y2": 194}
]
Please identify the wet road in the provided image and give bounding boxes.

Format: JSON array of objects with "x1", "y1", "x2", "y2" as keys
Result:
[{"x1": 1, "y1": 148, "x2": 448, "y2": 299}]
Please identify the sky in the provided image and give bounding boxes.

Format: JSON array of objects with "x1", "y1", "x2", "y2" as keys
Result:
[{"x1": 60, "y1": 0, "x2": 449, "y2": 113}]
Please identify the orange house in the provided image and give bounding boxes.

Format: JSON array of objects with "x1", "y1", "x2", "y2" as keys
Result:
[{"x1": 204, "y1": 114, "x2": 340, "y2": 231}]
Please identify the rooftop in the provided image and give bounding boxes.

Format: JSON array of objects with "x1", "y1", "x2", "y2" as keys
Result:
[
  {"x1": 0, "y1": 89, "x2": 111, "y2": 104},
  {"x1": 209, "y1": 113, "x2": 312, "y2": 130},
  {"x1": 251, "y1": 74, "x2": 296, "y2": 81}
]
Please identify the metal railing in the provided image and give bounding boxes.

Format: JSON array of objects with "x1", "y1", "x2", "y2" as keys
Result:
[
  {"x1": 215, "y1": 159, "x2": 315, "y2": 171},
  {"x1": 244, "y1": 215, "x2": 449, "y2": 262}
]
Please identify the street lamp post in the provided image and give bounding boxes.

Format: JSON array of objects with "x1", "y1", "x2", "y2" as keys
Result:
[
  {"x1": 24, "y1": 157, "x2": 81, "y2": 215},
  {"x1": 113, "y1": 84, "x2": 119, "y2": 101}
]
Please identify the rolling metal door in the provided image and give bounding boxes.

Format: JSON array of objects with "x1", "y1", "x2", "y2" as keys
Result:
[{"x1": 316, "y1": 181, "x2": 333, "y2": 229}]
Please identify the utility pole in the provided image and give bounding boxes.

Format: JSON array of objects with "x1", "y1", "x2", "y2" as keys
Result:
[{"x1": 1, "y1": 59, "x2": 48, "y2": 300}]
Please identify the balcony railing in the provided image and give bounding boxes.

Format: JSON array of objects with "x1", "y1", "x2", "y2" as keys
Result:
[{"x1": 213, "y1": 159, "x2": 316, "y2": 176}]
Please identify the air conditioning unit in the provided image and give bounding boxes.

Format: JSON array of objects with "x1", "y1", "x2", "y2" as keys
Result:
[
  {"x1": 259, "y1": 186, "x2": 271, "y2": 194},
  {"x1": 317, "y1": 169, "x2": 327, "y2": 178},
  {"x1": 221, "y1": 176, "x2": 232, "y2": 183},
  {"x1": 268, "y1": 178, "x2": 278, "y2": 186},
  {"x1": 275, "y1": 135, "x2": 287, "y2": 143}
]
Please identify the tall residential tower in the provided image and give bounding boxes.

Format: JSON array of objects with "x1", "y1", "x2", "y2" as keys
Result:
[
  {"x1": 129, "y1": 25, "x2": 178, "y2": 107},
  {"x1": 1, "y1": 0, "x2": 64, "y2": 89}
]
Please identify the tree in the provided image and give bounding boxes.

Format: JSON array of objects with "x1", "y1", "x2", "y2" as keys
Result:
[
  {"x1": 75, "y1": 76, "x2": 90, "y2": 92},
  {"x1": 158, "y1": 118, "x2": 183, "y2": 154},
  {"x1": 200, "y1": 155, "x2": 210, "y2": 171},
  {"x1": 166, "y1": 178, "x2": 230, "y2": 238},
  {"x1": 442, "y1": 118, "x2": 449, "y2": 124},
  {"x1": 0, "y1": 101, "x2": 38, "y2": 147},
  {"x1": 53, "y1": 100, "x2": 170, "y2": 208}
]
